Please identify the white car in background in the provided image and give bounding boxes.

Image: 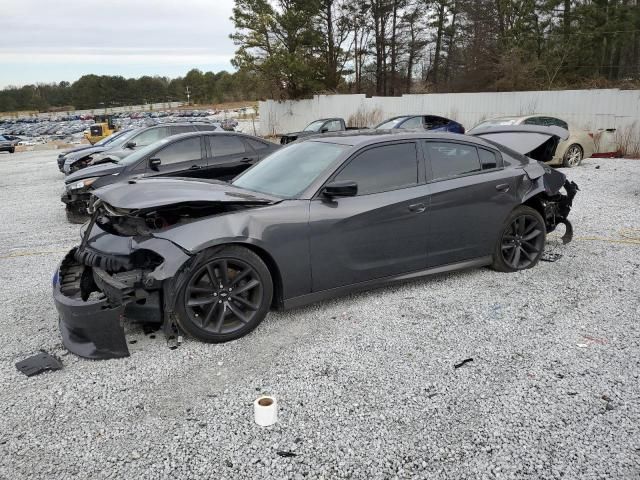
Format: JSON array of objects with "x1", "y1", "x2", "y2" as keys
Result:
[{"x1": 470, "y1": 115, "x2": 594, "y2": 167}]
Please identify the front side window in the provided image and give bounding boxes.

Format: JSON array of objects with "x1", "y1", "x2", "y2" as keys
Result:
[
  {"x1": 131, "y1": 127, "x2": 168, "y2": 147},
  {"x1": 210, "y1": 136, "x2": 246, "y2": 157},
  {"x1": 153, "y1": 137, "x2": 201, "y2": 165},
  {"x1": 303, "y1": 120, "x2": 326, "y2": 132},
  {"x1": 426, "y1": 142, "x2": 481, "y2": 180},
  {"x1": 333, "y1": 143, "x2": 418, "y2": 195},
  {"x1": 375, "y1": 117, "x2": 407, "y2": 130}
]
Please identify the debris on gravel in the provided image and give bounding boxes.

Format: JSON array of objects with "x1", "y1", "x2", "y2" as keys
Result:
[{"x1": 0, "y1": 152, "x2": 639, "y2": 479}]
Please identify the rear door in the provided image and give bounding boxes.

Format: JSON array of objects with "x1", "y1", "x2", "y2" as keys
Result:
[
  {"x1": 423, "y1": 140, "x2": 519, "y2": 267},
  {"x1": 146, "y1": 136, "x2": 206, "y2": 178},
  {"x1": 204, "y1": 135, "x2": 255, "y2": 181},
  {"x1": 309, "y1": 141, "x2": 430, "y2": 291}
]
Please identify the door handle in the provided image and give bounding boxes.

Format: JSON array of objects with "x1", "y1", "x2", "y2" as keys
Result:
[
  {"x1": 241, "y1": 157, "x2": 254, "y2": 163},
  {"x1": 408, "y1": 203, "x2": 426, "y2": 213},
  {"x1": 189, "y1": 165, "x2": 201, "y2": 170},
  {"x1": 495, "y1": 183, "x2": 510, "y2": 192}
]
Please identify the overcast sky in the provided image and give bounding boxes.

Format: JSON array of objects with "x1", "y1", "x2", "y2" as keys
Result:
[{"x1": 0, "y1": 0, "x2": 237, "y2": 88}]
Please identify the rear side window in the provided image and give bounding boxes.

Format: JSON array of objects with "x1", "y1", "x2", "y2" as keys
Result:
[
  {"x1": 324, "y1": 120, "x2": 343, "y2": 132},
  {"x1": 153, "y1": 137, "x2": 202, "y2": 165},
  {"x1": 424, "y1": 116, "x2": 449, "y2": 129},
  {"x1": 333, "y1": 143, "x2": 418, "y2": 195},
  {"x1": 425, "y1": 142, "x2": 481, "y2": 180},
  {"x1": 196, "y1": 124, "x2": 219, "y2": 131},
  {"x1": 478, "y1": 148, "x2": 499, "y2": 169},
  {"x1": 246, "y1": 138, "x2": 269, "y2": 150},
  {"x1": 210, "y1": 135, "x2": 246, "y2": 157}
]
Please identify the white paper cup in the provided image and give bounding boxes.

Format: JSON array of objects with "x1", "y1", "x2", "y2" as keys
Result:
[{"x1": 254, "y1": 396, "x2": 277, "y2": 426}]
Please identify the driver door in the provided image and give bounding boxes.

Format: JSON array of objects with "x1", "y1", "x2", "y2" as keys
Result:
[{"x1": 308, "y1": 141, "x2": 430, "y2": 292}]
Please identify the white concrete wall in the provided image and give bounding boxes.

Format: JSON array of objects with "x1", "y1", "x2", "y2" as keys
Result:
[{"x1": 258, "y1": 89, "x2": 640, "y2": 135}]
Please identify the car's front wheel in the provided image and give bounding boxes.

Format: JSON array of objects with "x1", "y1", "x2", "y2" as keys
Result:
[
  {"x1": 175, "y1": 246, "x2": 273, "y2": 343},
  {"x1": 9, "y1": 147, "x2": 15, "y2": 154},
  {"x1": 562, "y1": 144, "x2": 583, "y2": 168},
  {"x1": 492, "y1": 206, "x2": 546, "y2": 272}
]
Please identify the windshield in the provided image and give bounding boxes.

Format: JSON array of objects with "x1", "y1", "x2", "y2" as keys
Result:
[
  {"x1": 375, "y1": 117, "x2": 408, "y2": 129},
  {"x1": 95, "y1": 129, "x2": 127, "y2": 146},
  {"x1": 104, "y1": 128, "x2": 139, "y2": 149},
  {"x1": 232, "y1": 141, "x2": 348, "y2": 198},
  {"x1": 303, "y1": 120, "x2": 326, "y2": 132},
  {"x1": 117, "y1": 138, "x2": 170, "y2": 166}
]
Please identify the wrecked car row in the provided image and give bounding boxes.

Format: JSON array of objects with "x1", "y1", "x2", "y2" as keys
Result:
[{"x1": 53, "y1": 126, "x2": 578, "y2": 359}]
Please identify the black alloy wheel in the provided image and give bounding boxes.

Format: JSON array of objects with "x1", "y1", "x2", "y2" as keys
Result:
[
  {"x1": 176, "y1": 246, "x2": 273, "y2": 342},
  {"x1": 493, "y1": 206, "x2": 546, "y2": 272}
]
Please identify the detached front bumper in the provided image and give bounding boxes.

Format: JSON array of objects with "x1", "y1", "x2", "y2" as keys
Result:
[
  {"x1": 53, "y1": 228, "x2": 192, "y2": 359},
  {"x1": 53, "y1": 249, "x2": 130, "y2": 359}
]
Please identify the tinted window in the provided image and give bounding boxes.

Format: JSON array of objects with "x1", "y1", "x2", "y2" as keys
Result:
[
  {"x1": 479, "y1": 148, "x2": 499, "y2": 169},
  {"x1": 334, "y1": 143, "x2": 418, "y2": 195},
  {"x1": 246, "y1": 138, "x2": 269, "y2": 150},
  {"x1": 154, "y1": 137, "x2": 201, "y2": 166},
  {"x1": 196, "y1": 124, "x2": 220, "y2": 131},
  {"x1": 131, "y1": 127, "x2": 169, "y2": 147},
  {"x1": 426, "y1": 142, "x2": 481, "y2": 180},
  {"x1": 546, "y1": 117, "x2": 569, "y2": 129},
  {"x1": 211, "y1": 136, "x2": 246, "y2": 157},
  {"x1": 424, "y1": 116, "x2": 449, "y2": 129},
  {"x1": 398, "y1": 116, "x2": 423, "y2": 129},
  {"x1": 523, "y1": 117, "x2": 541, "y2": 126}
]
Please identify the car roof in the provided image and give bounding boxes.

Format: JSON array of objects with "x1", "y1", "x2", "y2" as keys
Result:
[
  {"x1": 158, "y1": 131, "x2": 265, "y2": 141},
  {"x1": 305, "y1": 130, "x2": 495, "y2": 149}
]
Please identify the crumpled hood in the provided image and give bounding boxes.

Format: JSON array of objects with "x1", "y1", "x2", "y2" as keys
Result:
[
  {"x1": 64, "y1": 146, "x2": 108, "y2": 163},
  {"x1": 92, "y1": 177, "x2": 282, "y2": 211},
  {"x1": 65, "y1": 163, "x2": 125, "y2": 183}
]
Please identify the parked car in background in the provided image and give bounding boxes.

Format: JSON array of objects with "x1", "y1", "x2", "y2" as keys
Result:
[
  {"x1": 53, "y1": 127, "x2": 577, "y2": 359},
  {"x1": 375, "y1": 115, "x2": 465, "y2": 134},
  {"x1": 0, "y1": 134, "x2": 21, "y2": 153},
  {"x1": 62, "y1": 123, "x2": 223, "y2": 174},
  {"x1": 61, "y1": 131, "x2": 279, "y2": 223},
  {"x1": 468, "y1": 115, "x2": 594, "y2": 167},
  {"x1": 280, "y1": 118, "x2": 360, "y2": 145},
  {"x1": 57, "y1": 128, "x2": 135, "y2": 172}
]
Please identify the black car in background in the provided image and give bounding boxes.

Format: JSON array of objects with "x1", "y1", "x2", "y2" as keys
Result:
[
  {"x1": 62, "y1": 131, "x2": 279, "y2": 223},
  {"x1": 61, "y1": 123, "x2": 223, "y2": 174},
  {"x1": 0, "y1": 135, "x2": 21, "y2": 153}
]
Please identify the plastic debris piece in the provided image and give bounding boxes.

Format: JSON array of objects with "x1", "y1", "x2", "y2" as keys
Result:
[
  {"x1": 15, "y1": 352, "x2": 63, "y2": 377},
  {"x1": 276, "y1": 451, "x2": 297, "y2": 458},
  {"x1": 454, "y1": 358, "x2": 473, "y2": 369}
]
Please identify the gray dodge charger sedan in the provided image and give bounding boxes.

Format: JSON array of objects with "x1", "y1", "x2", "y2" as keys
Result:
[{"x1": 53, "y1": 127, "x2": 577, "y2": 359}]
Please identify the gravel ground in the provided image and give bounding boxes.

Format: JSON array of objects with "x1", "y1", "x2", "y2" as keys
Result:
[{"x1": 0, "y1": 150, "x2": 639, "y2": 480}]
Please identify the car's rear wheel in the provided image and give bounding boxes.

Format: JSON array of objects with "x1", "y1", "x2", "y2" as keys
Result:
[
  {"x1": 562, "y1": 144, "x2": 583, "y2": 168},
  {"x1": 175, "y1": 246, "x2": 273, "y2": 343},
  {"x1": 492, "y1": 206, "x2": 546, "y2": 272}
]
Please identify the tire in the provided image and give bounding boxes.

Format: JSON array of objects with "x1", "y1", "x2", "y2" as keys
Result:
[
  {"x1": 562, "y1": 144, "x2": 583, "y2": 168},
  {"x1": 175, "y1": 246, "x2": 273, "y2": 343},
  {"x1": 9, "y1": 147, "x2": 15, "y2": 154},
  {"x1": 492, "y1": 206, "x2": 546, "y2": 272},
  {"x1": 65, "y1": 205, "x2": 89, "y2": 224}
]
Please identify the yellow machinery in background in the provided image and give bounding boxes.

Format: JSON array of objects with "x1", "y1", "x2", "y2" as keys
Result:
[{"x1": 84, "y1": 115, "x2": 118, "y2": 144}]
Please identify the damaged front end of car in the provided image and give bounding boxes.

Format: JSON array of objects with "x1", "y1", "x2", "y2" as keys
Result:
[{"x1": 53, "y1": 183, "x2": 276, "y2": 359}]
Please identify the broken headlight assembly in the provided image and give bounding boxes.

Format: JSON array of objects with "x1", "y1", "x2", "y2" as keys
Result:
[{"x1": 68, "y1": 177, "x2": 99, "y2": 191}]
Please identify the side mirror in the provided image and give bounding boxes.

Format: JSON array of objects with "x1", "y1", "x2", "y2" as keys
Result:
[
  {"x1": 125, "y1": 141, "x2": 136, "y2": 149},
  {"x1": 320, "y1": 128, "x2": 329, "y2": 133},
  {"x1": 149, "y1": 158, "x2": 161, "y2": 170},
  {"x1": 322, "y1": 181, "x2": 357, "y2": 197}
]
